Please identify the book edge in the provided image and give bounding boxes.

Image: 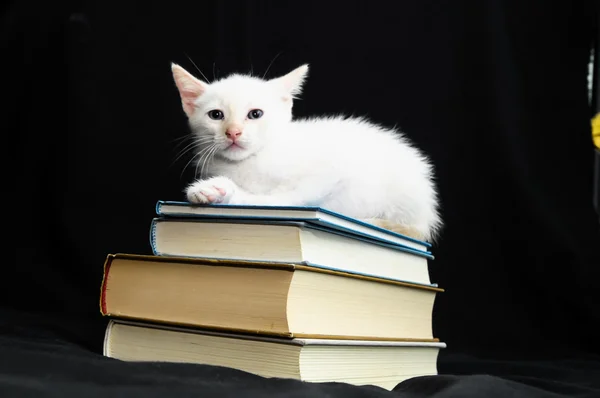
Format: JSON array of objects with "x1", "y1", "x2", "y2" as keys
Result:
[{"x1": 107, "y1": 318, "x2": 446, "y2": 347}]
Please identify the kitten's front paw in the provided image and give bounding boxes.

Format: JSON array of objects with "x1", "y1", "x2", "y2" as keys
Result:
[{"x1": 186, "y1": 176, "x2": 237, "y2": 204}]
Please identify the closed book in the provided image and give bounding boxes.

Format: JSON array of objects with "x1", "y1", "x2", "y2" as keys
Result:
[
  {"x1": 104, "y1": 319, "x2": 446, "y2": 391},
  {"x1": 100, "y1": 253, "x2": 443, "y2": 341},
  {"x1": 150, "y1": 218, "x2": 434, "y2": 286}
]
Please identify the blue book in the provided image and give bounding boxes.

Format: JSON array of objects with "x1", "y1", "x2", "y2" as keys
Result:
[
  {"x1": 155, "y1": 201, "x2": 432, "y2": 254},
  {"x1": 149, "y1": 217, "x2": 436, "y2": 287}
]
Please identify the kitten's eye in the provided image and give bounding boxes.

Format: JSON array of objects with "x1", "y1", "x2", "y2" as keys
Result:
[
  {"x1": 207, "y1": 110, "x2": 224, "y2": 120},
  {"x1": 247, "y1": 109, "x2": 264, "y2": 120}
]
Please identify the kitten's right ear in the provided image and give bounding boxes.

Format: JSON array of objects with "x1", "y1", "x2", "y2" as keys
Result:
[
  {"x1": 171, "y1": 63, "x2": 208, "y2": 117},
  {"x1": 271, "y1": 64, "x2": 309, "y2": 102}
]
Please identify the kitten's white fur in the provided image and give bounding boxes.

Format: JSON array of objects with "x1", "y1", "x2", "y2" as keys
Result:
[{"x1": 171, "y1": 63, "x2": 442, "y2": 241}]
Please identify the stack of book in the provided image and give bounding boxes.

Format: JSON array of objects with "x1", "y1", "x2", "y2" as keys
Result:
[{"x1": 100, "y1": 200, "x2": 445, "y2": 390}]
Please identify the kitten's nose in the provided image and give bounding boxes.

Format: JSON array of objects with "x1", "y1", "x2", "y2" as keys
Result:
[{"x1": 225, "y1": 128, "x2": 242, "y2": 141}]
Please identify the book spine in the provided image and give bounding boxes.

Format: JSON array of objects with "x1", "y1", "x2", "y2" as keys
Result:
[
  {"x1": 149, "y1": 218, "x2": 159, "y2": 255},
  {"x1": 155, "y1": 200, "x2": 164, "y2": 215},
  {"x1": 99, "y1": 254, "x2": 115, "y2": 315}
]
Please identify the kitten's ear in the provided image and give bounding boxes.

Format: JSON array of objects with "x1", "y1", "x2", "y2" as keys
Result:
[
  {"x1": 271, "y1": 64, "x2": 309, "y2": 101},
  {"x1": 171, "y1": 63, "x2": 208, "y2": 117}
]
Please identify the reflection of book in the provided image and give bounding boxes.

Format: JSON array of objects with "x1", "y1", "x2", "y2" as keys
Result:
[
  {"x1": 155, "y1": 200, "x2": 432, "y2": 253},
  {"x1": 104, "y1": 319, "x2": 446, "y2": 391}
]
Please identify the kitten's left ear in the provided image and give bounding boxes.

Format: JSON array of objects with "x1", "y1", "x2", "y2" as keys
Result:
[{"x1": 271, "y1": 64, "x2": 309, "y2": 101}]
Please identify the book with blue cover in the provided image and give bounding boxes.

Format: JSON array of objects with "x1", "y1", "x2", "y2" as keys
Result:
[{"x1": 155, "y1": 201, "x2": 432, "y2": 254}]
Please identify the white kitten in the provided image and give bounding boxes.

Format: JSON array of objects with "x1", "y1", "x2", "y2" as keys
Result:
[{"x1": 171, "y1": 63, "x2": 442, "y2": 242}]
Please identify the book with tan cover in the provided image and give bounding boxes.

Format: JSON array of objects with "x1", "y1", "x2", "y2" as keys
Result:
[{"x1": 100, "y1": 253, "x2": 443, "y2": 341}]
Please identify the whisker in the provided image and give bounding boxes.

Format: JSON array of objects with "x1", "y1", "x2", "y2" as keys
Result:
[
  {"x1": 171, "y1": 140, "x2": 201, "y2": 167},
  {"x1": 180, "y1": 150, "x2": 202, "y2": 179},
  {"x1": 180, "y1": 143, "x2": 215, "y2": 179},
  {"x1": 201, "y1": 144, "x2": 219, "y2": 178},
  {"x1": 172, "y1": 136, "x2": 214, "y2": 163},
  {"x1": 200, "y1": 144, "x2": 220, "y2": 179},
  {"x1": 168, "y1": 134, "x2": 195, "y2": 154},
  {"x1": 194, "y1": 146, "x2": 208, "y2": 179},
  {"x1": 212, "y1": 62, "x2": 218, "y2": 81},
  {"x1": 194, "y1": 137, "x2": 217, "y2": 143},
  {"x1": 170, "y1": 134, "x2": 192, "y2": 144},
  {"x1": 196, "y1": 143, "x2": 216, "y2": 179},
  {"x1": 189, "y1": 143, "x2": 217, "y2": 178},
  {"x1": 206, "y1": 145, "x2": 220, "y2": 175},
  {"x1": 172, "y1": 135, "x2": 198, "y2": 150},
  {"x1": 185, "y1": 53, "x2": 211, "y2": 83},
  {"x1": 191, "y1": 140, "x2": 216, "y2": 150},
  {"x1": 263, "y1": 51, "x2": 282, "y2": 79}
]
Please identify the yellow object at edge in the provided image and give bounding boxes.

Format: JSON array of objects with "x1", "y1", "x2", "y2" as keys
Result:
[{"x1": 593, "y1": 113, "x2": 600, "y2": 149}]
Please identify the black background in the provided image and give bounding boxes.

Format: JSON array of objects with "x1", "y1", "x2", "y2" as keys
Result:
[{"x1": 3, "y1": 0, "x2": 600, "y2": 397}]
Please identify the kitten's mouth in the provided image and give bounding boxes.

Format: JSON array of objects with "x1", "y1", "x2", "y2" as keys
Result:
[{"x1": 226, "y1": 142, "x2": 244, "y2": 150}]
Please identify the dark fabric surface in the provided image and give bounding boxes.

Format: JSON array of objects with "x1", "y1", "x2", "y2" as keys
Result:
[
  {"x1": 3, "y1": 0, "x2": 600, "y2": 396},
  {"x1": 1, "y1": 310, "x2": 600, "y2": 398}
]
